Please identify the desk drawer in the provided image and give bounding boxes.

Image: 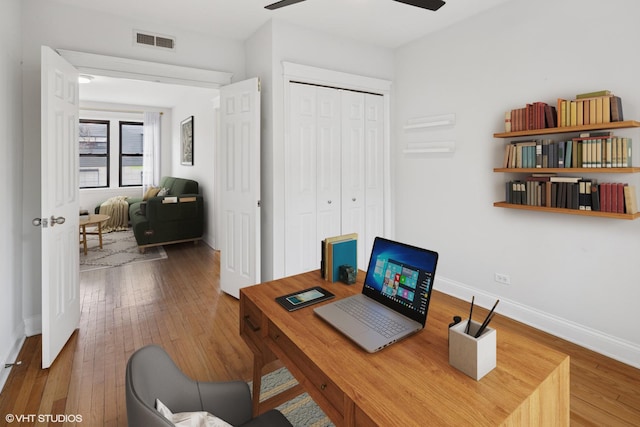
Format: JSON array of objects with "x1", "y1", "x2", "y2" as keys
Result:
[
  {"x1": 240, "y1": 296, "x2": 264, "y2": 352},
  {"x1": 268, "y1": 321, "x2": 345, "y2": 416}
]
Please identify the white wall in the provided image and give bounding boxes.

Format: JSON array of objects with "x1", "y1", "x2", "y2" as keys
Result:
[
  {"x1": 394, "y1": 0, "x2": 640, "y2": 367},
  {"x1": 0, "y1": 0, "x2": 25, "y2": 392},
  {"x1": 245, "y1": 21, "x2": 274, "y2": 282},
  {"x1": 20, "y1": 0, "x2": 245, "y2": 335},
  {"x1": 250, "y1": 19, "x2": 396, "y2": 281},
  {"x1": 171, "y1": 91, "x2": 219, "y2": 248}
]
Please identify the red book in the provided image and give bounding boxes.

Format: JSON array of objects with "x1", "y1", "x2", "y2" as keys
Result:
[
  {"x1": 601, "y1": 183, "x2": 611, "y2": 212},
  {"x1": 607, "y1": 183, "x2": 618, "y2": 212},
  {"x1": 617, "y1": 183, "x2": 626, "y2": 213}
]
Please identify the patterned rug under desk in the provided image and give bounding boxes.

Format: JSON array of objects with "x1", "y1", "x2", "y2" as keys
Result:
[
  {"x1": 251, "y1": 367, "x2": 334, "y2": 427},
  {"x1": 79, "y1": 229, "x2": 167, "y2": 272}
]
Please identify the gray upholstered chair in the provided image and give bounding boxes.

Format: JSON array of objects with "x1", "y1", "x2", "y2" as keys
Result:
[{"x1": 125, "y1": 344, "x2": 292, "y2": 427}]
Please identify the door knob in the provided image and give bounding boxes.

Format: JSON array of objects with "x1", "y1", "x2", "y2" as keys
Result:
[
  {"x1": 50, "y1": 216, "x2": 66, "y2": 226},
  {"x1": 32, "y1": 217, "x2": 48, "y2": 227}
]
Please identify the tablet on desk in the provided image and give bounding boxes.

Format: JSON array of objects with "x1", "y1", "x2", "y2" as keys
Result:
[{"x1": 276, "y1": 286, "x2": 335, "y2": 311}]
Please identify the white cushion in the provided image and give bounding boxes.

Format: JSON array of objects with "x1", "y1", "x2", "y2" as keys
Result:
[{"x1": 156, "y1": 399, "x2": 233, "y2": 427}]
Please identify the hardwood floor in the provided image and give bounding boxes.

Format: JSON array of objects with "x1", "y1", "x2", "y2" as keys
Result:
[{"x1": 0, "y1": 242, "x2": 639, "y2": 426}]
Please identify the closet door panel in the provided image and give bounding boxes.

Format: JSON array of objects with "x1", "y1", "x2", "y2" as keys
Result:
[
  {"x1": 285, "y1": 84, "x2": 318, "y2": 275},
  {"x1": 316, "y1": 87, "x2": 342, "y2": 245},
  {"x1": 364, "y1": 94, "x2": 385, "y2": 264},
  {"x1": 341, "y1": 91, "x2": 366, "y2": 269}
]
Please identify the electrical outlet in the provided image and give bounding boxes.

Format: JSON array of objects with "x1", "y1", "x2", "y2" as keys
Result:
[{"x1": 494, "y1": 273, "x2": 511, "y2": 285}]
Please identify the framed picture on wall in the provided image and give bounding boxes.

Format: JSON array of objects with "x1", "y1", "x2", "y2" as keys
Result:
[{"x1": 180, "y1": 115, "x2": 194, "y2": 165}]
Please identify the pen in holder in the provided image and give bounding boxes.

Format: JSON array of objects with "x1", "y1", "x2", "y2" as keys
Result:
[{"x1": 449, "y1": 319, "x2": 496, "y2": 380}]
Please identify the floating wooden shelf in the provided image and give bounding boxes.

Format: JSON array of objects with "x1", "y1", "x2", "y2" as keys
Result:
[
  {"x1": 493, "y1": 167, "x2": 640, "y2": 173},
  {"x1": 493, "y1": 120, "x2": 640, "y2": 138},
  {"x1": 493, "y1": 202, "x2": 640, "y2": 220},
  {"x1": 494, "y1": 120, "x2": 640, "y2": 218}
]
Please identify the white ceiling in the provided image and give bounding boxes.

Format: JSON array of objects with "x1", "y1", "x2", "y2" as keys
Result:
[
  {"x1": 79, "y1": 75, "x2": 219, "y2": 108},
  {"x1": 62, "y1": 0, "x2": 514, "y2": 106},
  {"x1": 54, "y1": 0, "x2": 512, "y2": 50}
]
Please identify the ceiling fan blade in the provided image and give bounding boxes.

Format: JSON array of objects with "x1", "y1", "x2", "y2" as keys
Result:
[
  {"x1": 265, "y1": 0, "x2": 308, "y2": 10},
  {"x1": 393, "y1": 0, "x2": 446, "y2": 11}
]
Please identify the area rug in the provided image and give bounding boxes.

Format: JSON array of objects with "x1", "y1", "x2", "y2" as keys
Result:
[
  {"x1": 79, "y1": 229, "x2": 167, "y2": 272},
  {"x1": 250, "y1": 367, "x2": 334, "y2": 427}
]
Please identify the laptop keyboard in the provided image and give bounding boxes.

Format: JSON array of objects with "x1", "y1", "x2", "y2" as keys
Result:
[{"x1": 335, "y1": 298, "x2": 411, "y2": 338}]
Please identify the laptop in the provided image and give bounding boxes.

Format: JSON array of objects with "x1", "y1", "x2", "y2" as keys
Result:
[{"x1": 314, "y1": 237, "x2": 439, "y2": 353}]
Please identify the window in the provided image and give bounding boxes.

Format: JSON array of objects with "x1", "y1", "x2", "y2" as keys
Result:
[
  {"x1": 79, "y1": 120, "x2": 109, "y2": 188},
  {"x1": 120, "y1": 121, "x2": 144, "y2": 186}
]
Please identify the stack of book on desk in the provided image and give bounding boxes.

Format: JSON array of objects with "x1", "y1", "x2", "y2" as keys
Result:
[{"x1": 320, "y1": 233, "x2": 357, "y2": 282}]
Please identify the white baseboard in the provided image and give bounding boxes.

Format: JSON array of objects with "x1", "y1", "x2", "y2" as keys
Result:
[
  {"x1": 435, "y1": 276, "x2": 640, "y2": 369},
  {"x1": 0, "y1": 325, "x2": 26, "y2": 394},
  {"x1": 24, "y1": 315, "x2": 42, "y2": 337}
]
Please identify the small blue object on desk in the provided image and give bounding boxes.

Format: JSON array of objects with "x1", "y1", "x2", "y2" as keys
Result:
[{"x1": 330, "y1": 238, "x2": 357, "y2": 282}]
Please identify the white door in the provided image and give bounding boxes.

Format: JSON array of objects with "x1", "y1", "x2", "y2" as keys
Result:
[
  {"x1": 363, "y1": 94, "x2": 385, "y2": 267},
  {"x1": 285, "y1": 84, "x2": 385, "y2": 276},
  {"x1": 219, "y1": 78, "x2": 261, "y2": 298},
  {"x1": 315, "y1": 87, "x2": 342, "y2": 248},
  {"x1": 285, "y1": 83, "x2": 341, "y2": 276},
  {"x1": 340, "y1": 91, "x2": 366, "y2": 268},
  {"x1": 40, "y1": 46, "x2": 80, "y2": 368}
]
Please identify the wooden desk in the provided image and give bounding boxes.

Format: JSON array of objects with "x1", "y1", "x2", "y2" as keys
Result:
[
  {"x1": 240, "y1": 271, "x2": 570, "y2": 426},
  {"x1": 79, "y1": 214, "x2": 110, "y2": 255}
]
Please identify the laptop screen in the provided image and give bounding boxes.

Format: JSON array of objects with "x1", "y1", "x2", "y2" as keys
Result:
[{"x1": 362, "y1": 237, "x2": 439, "y2": 326}]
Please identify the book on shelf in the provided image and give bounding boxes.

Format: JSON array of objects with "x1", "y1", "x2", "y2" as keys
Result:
[
  {"x1": 578, "y1": 179, "x2": 593, "y2": 210},
  {"x1": 570, "y1": 101, "x2": 577, "y2": 127},
  {"x1": 544, "y1": 105, "x2": 557, "y2": 128},
  {"x1": 583, "y1": 100, "x2": 591, "y2": 125},
  {"x1": 557, "y1": 98, "x2": 567, "y2": 128},
  {"x1": 624, "y1": 185, "x2": 638, "y2": 214},
  {"x1": 564, "y1": 140, "x2": 573, "y2": 168},
  {"x1": 591, "y1": 183, "x2": 601, "y2": 211},
  {"x1": 553, "y1": 135, "x2": 633, "y2": 169},
  {"x1": 321, "y1": 233, "x2": 357, "y2": 282},
  {"x1": 503, "y1": 140, "x2": 537, "y2": 168},
  {"x1": 557, "y1": 141, "x2": 565, "y2": 168},
  {"x1": 610, "y1": 96, "x2": 624, "y2": 122},
  {"x1": 554, "y1": 92, "x2": 620, "y2": 127},
  {"x1": 507, "y1": 102, "x2": 558, "y2": 132},
  {"x1": 601, "y1": 183, "x2": 611, "y2": 212},
  {"x1": 576, "y1": 90, "x2": 611, "y2": 99},
  {"x1": 615, "y1": 183, "x2": 623, "y2": 213},
  {"x1": 503, "y1": 176, "x2": 637, "y2": 215},
  {"x1": 577, "y1": 101, "x2": 584, "y2": 126},
  {"x1": 549, "y1": 176, "x2": 583, "y2": 183}
]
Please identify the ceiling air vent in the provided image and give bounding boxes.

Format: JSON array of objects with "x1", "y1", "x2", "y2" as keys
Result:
[
  {"x1": 134, "y1": 30, "x2": 176, "y2": 51},
  {"x1": 155, "y1": 36, "x2": 174, "y2": 49}
]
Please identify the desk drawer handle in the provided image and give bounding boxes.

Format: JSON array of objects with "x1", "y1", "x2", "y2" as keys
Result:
[
  {"x1": 243, "y1": 315, "x2": 260, "y2": 332},
  {"x1": 320, "y1": 383, "x2": 327, "y2": 391}
]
